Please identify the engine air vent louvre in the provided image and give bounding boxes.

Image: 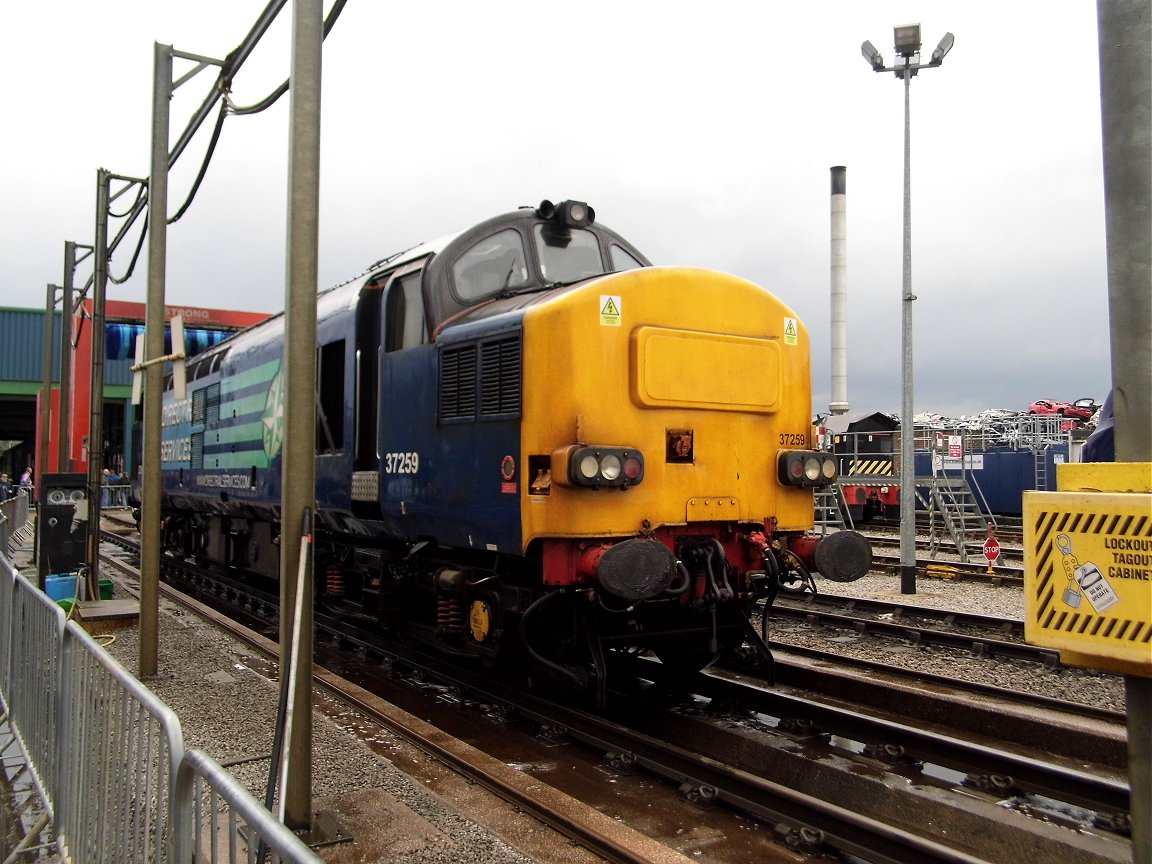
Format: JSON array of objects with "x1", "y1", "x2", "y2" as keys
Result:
[
  {"x1": 439, "y1": 344, "x2": 477, "y2": 420},
  {"x1": 480, "y1": 336, "x2": 522, "y2": 416},
  {"x1": 205, "y1": 383, "x2": 221, "y2": 422},
  {"x1": 191, "y1": 388, "x2": 206, "y2": 423},
  {"x1": 190, "y1": 432, "x2": 204, "y2": 469}
]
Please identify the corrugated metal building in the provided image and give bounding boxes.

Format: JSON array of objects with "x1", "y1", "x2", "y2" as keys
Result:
[
  {"x1": 0, "y1": 306, "x2": 66, "y2": 482},
  {"x1": 0, "y1": 302, "x2": 268, "y2": 489}
]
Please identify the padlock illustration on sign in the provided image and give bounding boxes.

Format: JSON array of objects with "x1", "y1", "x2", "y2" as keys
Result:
[
  {"x1": 1055, "y1": 534, "x2": 1120, "y2": 613},
  {"x1": 1074, "y1": 562, "x2": 1120, "y2": 614},
  {"x1": 1056, "y1": 534, "x2": 1082, "y2": 608}
]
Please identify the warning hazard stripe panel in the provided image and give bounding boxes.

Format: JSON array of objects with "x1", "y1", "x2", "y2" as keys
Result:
[
  {"x1": 847, "y1": 460, "x2": 894, "y2": 476},
  {"x1": 1041, "y1": 609, "x2": 1150, "y2": 642},
  {"x1": 1030, "y1": 507, "x2": 1151, "y2": 644}
]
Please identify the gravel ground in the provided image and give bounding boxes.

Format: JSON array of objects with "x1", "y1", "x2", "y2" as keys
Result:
[{"x1": 816, "y1": 569, "x2": 1027, "y2": 618}]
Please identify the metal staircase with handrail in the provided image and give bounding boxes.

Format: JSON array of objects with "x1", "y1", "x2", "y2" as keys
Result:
[{"x1": 920, "y1": 475, "x2": 988, "y2": 562}]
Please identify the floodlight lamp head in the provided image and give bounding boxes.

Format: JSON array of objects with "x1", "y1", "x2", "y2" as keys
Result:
[
  {"x1": 893, "y1": 23, "x2": 922, "y2": 58},
  {"x1": 860, "y1": 40, "x2": 885, "y2": 71},
  {"x1": 930, "y1": 32, "x2": 955, "y2": 65}
]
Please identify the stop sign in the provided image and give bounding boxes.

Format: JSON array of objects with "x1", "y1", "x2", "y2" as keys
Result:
[{"x1": 983, "y1": 536, "x2": 1001, "y2": 563}]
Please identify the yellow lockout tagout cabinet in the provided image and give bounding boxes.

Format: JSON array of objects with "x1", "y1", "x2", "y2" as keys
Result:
[{"x1": 1023, "y1": 463, "x2": 1152, "y2": 677}]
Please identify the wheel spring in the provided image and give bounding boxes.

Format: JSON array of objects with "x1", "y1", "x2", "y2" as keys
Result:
[
  {"x1": 326, "y1": 563, "x2": 345, "y2": 598},
  {"x1": 437, "y1": 595, "x2": 465, "y2": 632}
]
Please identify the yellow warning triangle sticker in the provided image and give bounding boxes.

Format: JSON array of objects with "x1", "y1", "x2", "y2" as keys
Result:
[{"x1": 600, "y1": 295, "x2": 622, "y2": 326}]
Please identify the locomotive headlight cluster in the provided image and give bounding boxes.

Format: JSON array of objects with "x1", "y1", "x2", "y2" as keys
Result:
[
  {"x1": 778, "y1": 450, "x2": 838, "y2": 488},
  {"x1": 557, "y1": 445, "x2": 644, "y2": 489},
  {"x1": 536, "y1": 199, "x2": 596, "y2": 228}
]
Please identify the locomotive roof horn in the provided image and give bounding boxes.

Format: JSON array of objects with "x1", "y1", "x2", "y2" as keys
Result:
[{"x1": 537, "y1": 199, "x2": 596, "y2": 228}]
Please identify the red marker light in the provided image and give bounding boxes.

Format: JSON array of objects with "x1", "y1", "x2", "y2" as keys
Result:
[{"x1": 501, "y1": 455, "x2": 516, "y2": 481}]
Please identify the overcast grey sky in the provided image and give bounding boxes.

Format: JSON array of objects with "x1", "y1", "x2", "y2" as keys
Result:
[{"x1": 3, "y1": 2, "x2": 1111, "y2": 418}]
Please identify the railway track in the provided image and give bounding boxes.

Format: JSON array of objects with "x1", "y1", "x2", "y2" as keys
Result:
[
  {"x1": 96, "y1": 537, "x2": 680, "y2": 864},
  {"x1": 628, "y1": 658, "x2": 1129, "y2": 820},
  {"x1": 761, "y1": 591, "x2": 1128, "y2": 754},
  {"x1": 769, "y1": 592, "x2": 1048, "y2": 665},
  {"x1": 862, "y1": 531, "x2": 1024, "y2": 554},
  {"x1": 869, "y1": 550, "x2": 1024, "y2": 585},
  {"x1": 98, "y1": 529, "x2": 1133, "y2": 863},
  {"x1": 867, "y1": 519, "x2": 1025, "y2": 547},
  {"x1": 764, "y1": 646, "x2": 1127, "y2": 770}
]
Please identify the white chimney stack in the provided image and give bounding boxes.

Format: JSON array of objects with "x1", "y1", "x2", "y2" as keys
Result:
[{"x1": 829, "y1": 166, "x2": 849, "y2": 416}]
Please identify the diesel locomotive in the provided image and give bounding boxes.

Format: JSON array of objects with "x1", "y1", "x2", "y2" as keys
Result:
[{"x1": 155, "y1": 200, "x2": 870, "y2": 696}]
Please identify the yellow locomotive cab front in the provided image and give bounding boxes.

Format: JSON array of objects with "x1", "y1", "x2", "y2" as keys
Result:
[{"x1": 519, "y1": 265, "x2": 816, "y2": 546}]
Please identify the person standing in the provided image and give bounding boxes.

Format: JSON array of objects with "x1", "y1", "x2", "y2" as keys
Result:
[
  {"x1": 18, "y1": 467, "x2": 32, "y2": 497},
  {"x1": 0, "y1": 473, "x2": 12, "y2": 501}
]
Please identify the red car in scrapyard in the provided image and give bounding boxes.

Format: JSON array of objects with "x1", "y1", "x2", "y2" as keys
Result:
[{"x1": 1027, "y1": 398, "x2": 1096, "y2": 421}]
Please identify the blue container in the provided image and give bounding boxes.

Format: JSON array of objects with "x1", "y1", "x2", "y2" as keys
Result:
[
  {"x1": 45, "y1": 574, "x2": 80, "y2": 602},
  {"x1": 914, "y1": 444, "x2": 1071, "y2": 515}
]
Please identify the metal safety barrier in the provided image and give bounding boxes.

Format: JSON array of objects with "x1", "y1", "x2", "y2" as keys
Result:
[
  {"x1": 1, "y1": 493, "x2": 32, "y2": 560},
  {"x1": 99, "y1": 484, "x2": 132, "y2": 510},
  {"x1": 1, "y1": 544, "x2": 319, "y2": 863},
  {"x1": 54, "y1": 616, "x2": 183, "y2": 862},
  {"x1": 175, "y1": 749, "x2": 317, "y2": 864}
]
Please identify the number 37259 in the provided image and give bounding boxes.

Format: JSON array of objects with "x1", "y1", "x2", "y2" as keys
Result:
[{"x1": 385, "y1": 452, "x2": 419, "y2": 474}]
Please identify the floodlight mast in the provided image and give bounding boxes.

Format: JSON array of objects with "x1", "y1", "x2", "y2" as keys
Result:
[
  {"x1": 860, "y1": 40, "x2": 884, "y2": 71},
  {"x1": 893, "y1": 23, "x2": 922, "y2": 58},
  {"x1": 860, "y1": 24, "x2": 953, "y2": 595},
  {"x1": 931, "y1": 32, "x2": 955, "y2": 66}
]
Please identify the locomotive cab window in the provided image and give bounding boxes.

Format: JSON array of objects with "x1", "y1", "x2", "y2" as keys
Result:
[
  {"x1": 609, "y1": 243, "x2": 644, "y2": 271},
  {"x1": 534, "y1": 225, "x2": 604, "y2": 284},
  {"x1": 451, "y1": 229, "x2": 529, "y2": 301},
  {"x1": 317, "y1": 339, "x2": 345, "y2": 453},
  {"x1": 384, "y1": 272, "x2": 427, "y2": 352}
]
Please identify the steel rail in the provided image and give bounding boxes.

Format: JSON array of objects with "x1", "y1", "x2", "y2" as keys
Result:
[
  {"x1": 95, "y1": 537, "x2": 688, "y2": 864},
  {"x1": 643, "y1": 660, "x2": 1131, "y2": 816},
  {"x1": 774, "y1": 592, "x2": 1028, "y2": 638},
  {"x1": 870, "y1": 552, "x2": 1025, "y2": 585},
  {"x1": 766, "y1": 640, "x2": 1126, "y2": 727},
  {"x1": 767, "y1": 599, "x2": 1055, "y2": 665}
]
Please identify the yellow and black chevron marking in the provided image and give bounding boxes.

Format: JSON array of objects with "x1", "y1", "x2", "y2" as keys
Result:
[
  {"x1": 1024, "y1": 490, "x2": 1151, "y2": 677},
  {"x1": 847, "y1": 459, "x2": 894, "y2": 476}
]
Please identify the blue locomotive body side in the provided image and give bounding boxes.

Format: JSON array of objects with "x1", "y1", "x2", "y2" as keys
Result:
[
  {"x1": 160, "y1": 284, "x2": 359, "y2": 523},
  {"x1": 378, "y1": 314, "x2": 525, "y2": 554}
]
